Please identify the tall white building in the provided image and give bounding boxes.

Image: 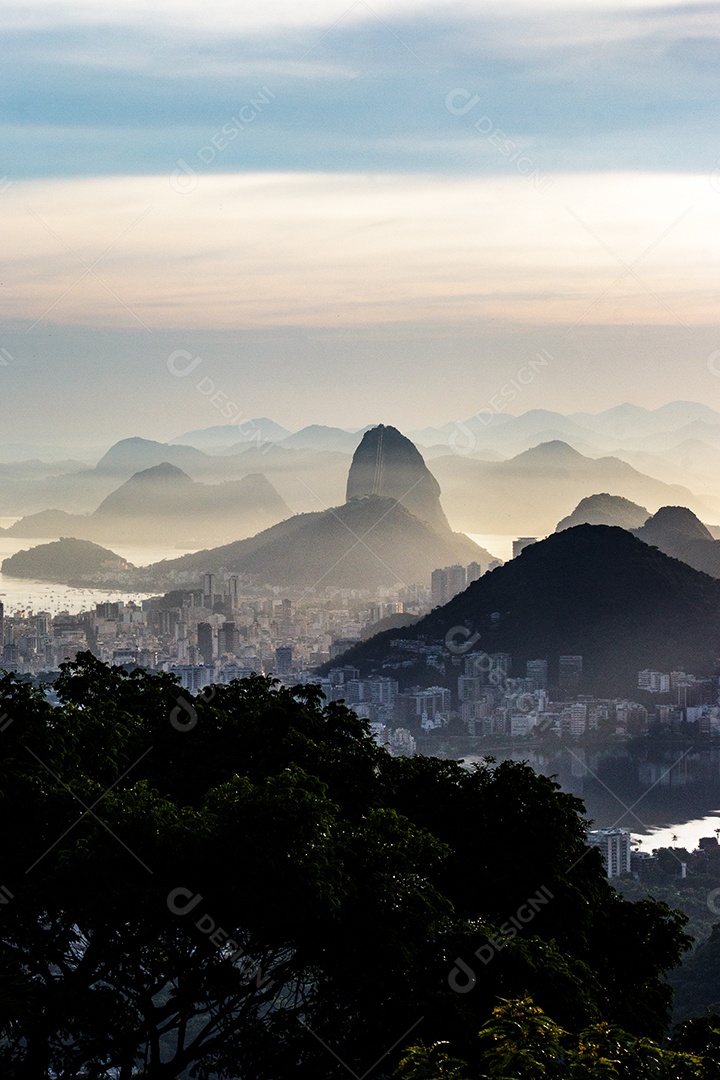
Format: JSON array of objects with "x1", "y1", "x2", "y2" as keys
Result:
[{"x1": 587, "y1": 828, "x2": 631, "y2": 878}]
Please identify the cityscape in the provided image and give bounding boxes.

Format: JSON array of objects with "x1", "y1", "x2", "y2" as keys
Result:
[
  {"x1": 3, "y1": 0, "x2": 720, "y2": 1073},
  {"x1": 3, "y1": 553, "x2": 719, "y2": 763}
]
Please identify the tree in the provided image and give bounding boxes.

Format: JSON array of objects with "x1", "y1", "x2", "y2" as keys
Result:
[
  {"x1": 0, "y1": 655, "x2": 695, "y2": 1076},
  {"x1": 397, "y1": 997, "x2": 707, "y2": 1080}
]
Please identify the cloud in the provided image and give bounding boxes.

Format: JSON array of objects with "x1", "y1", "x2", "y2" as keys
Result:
[
  {"x1": 0, "y1": 3, "x2": 717, "y2": 178},
  {"x1": 3, "y1": 0, "x2": 713, "y2": 33},
  {"x1": 2, "y1": 171, "x2": 717, "y2": 332}
]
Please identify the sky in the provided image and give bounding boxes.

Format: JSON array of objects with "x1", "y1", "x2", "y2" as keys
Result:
[{"x1": 1, "y1": 0, "x2": 719, "y2": 445}]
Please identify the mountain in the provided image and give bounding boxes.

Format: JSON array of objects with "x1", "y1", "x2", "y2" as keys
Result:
[
  {"x1": 86, "y1": 426, "x2": 496, "y2": 591},
  {"x1": 406, "y1": 422, "x2": 459, "y2": 447},
  {"x1": 346, "y1": 425, "x2": 451, "y2": 533},
  {"x1": 554, "y1": 502, "x2": 720, "y2": 580},
  {"x1": 208, "y1": 443, "x2": 352, "y2": 510},
  {"x1": 132, "y1": 494, "x2": 492, "y2": 591},
  {"x1": 92, "y1": 465, "x2": 291, "y2": 543},
  {"x1": 630, "y1": 506, "x2": 720, "y2": 577},
  {"x1": 429, "y1": 441, "x2": 711, "y2": 533},
  {"x1": 1, "y1": 538, "x2": 133, "y2": 583},
  {"x1": 92, "y1": 462, "x2": 193, "y2": 516},
  {"x1": 638, "y1": 505, "x2": 713, "y2": 544},
  {"x1": 570, "y1": 401, "x2": 720, "y2": 441},
  {"x1": 170, "y1": 419, "x2": 291, "y2": 449},
  {"x1": 0, "y1": 459, "x2": 87, "y2": 480},
  {"x1": 556, "y1": 494, "x2": 649, "y2": 532},
  {"x1": 94, "y1": 438, "x2": 211, "y2": 476},
  {"x1": 2, "y1": 508, "x2": 89, "y2": 538},
  {"x1": 464, "y1": 410, "x2": 606, "y2": 454},
  {"x1": 332, "y1": 525, "x2": 720, "y2": 694},
  {"x1": 280, "y1": 425, "x2": 366, "y2": 454},
  {"x1": 605, "y1": 420, "x2": 720, "y2": 456},
  {"x1": 4, "y1": 465, "x2": 292, "y2": 546}
]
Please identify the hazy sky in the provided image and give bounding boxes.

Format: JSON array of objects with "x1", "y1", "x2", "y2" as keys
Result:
[{"x1": 2, "y1": 0, "x2": 719, "y2": 445}]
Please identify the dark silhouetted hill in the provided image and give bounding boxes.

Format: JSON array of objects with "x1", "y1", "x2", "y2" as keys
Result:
[
  {"x1": 636, "y1": 505, "x2": 713, "y2": 543},
  {"x1": 330, "y1": 525, "x2": 720, "y2": 693},
  {"x1": 556, "y1": 494, "x2": 649, "y2": 532},
  {"x1": 631, "y1": 506, "x2": 720, "y2": 577}
]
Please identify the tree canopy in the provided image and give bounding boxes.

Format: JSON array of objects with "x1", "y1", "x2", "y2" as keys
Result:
[{"x1": 0, "y1": 654, "x2": 696, "y2": 1077}]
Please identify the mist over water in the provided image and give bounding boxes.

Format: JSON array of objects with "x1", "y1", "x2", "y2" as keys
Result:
[{"x1": 464, "y1": 745, "x2": 720, "y2": 854}]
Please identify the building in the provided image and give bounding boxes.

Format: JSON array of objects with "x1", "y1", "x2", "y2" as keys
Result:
[
  {"x1": 274, "y1": 646, "x2": 293, "y2": 675},
  {"x1": 431, "y1": 565, "x2": 468, "y2": 606},
  {"x1": 202, "y1": 573, "x2": 216, "y2": 607},
  {"x1": 466, "y1": 562, "x2": 483, "y2": 584},
  {"x1": 227, "y1": 575, "x2": 240, "y2": 609},
  {"x1": 169, "y1": 664, "x2": 216, "y2": 692},
  {"x1": 431, "y1": 568, "x2": 447, "y2": 607},
  {"x1": 587, "y1": 828, "x2": 631, "y2": 878},
  {"x1": 638, "y1": 670, "x2": 670, "y2": 693},
  {"x1": 217, "y1": 622, "x2": 241, "y2": 656},
  {"x1": 569, "y1": 703, "x2": 587, "y2": 737},
  {"x1": 512, "y1": 537, "x2": 537, "y2": 558},
  {"x1": 329, "y1": 638, "x2": 360, "y2": 660},
  {"x1": 197, "y1": 622, "x2": 213, "y2": 665},
  {"x1": 277, "y1": 599, "x2": 292, "y2": 636},
  {"x1": 559, "y1": 655, "x2": 583, "y2": 694},
  {"x1": 526, "y1": 659, "x2": 548, "y2": 689}
]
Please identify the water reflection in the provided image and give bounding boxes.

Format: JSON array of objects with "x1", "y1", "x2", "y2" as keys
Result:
[{"x1": 461, "y1": 743, "x2": 720, "y2": 853}]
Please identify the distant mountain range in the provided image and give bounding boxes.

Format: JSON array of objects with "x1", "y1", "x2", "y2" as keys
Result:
[
  {"x1": 331, "y1": 525, "x2": 720, "y2": 694},
  {"x1": 0, "y1": 465, "x2": 291, "y2": 546},
  {"x1": 4, "y1": 427, "x2": 495, "y2": 592},
  {"x1": 169, "y1": 418, "x2": 291, "y2": 449},
  {"x1": 0, "y1": 438, "x2": 352, "y2": 517},
  {"x1": 3, "y1": 401, "x2": 720, "y2": 548},
  {"x1": 129, "y1": 426, "x2": 494, "y2": 590},
  {"x1": 430, "y1": 440, "x2": 712, "y2": 533}
]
